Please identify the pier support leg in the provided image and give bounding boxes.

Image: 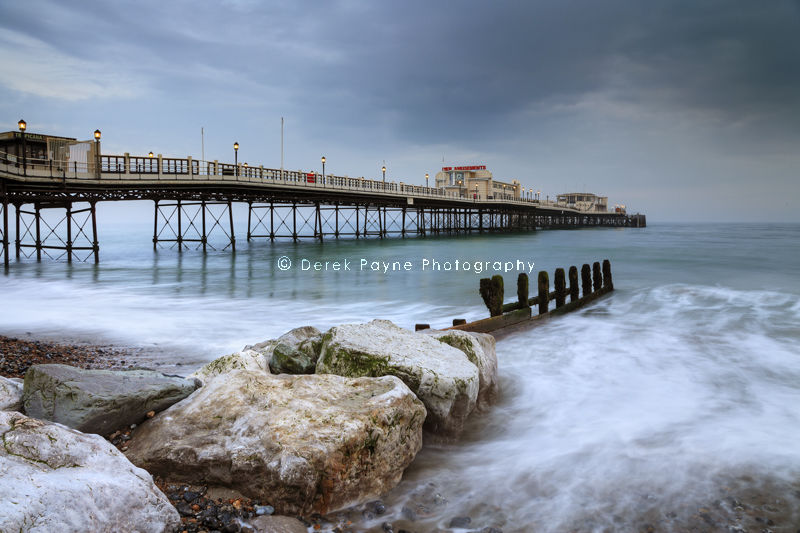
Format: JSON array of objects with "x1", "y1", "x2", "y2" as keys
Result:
[
  {"x1": 355, "y1": 205, "x2": 360, "y2": 238},
  {"x1": 292, "y1": 202, "x2": 298, "y2": 242},
  {"x1": 246, "y1": 200, "x2": 252, "y2": 242},
  {"x1": 91, "y1": 201, "x2": 99, "y2": 264},
  {"x1": 334, "y1": 202, "x2": 340, "y2": 238},
  {"x1": 153, "y1": 199, "x2": 159, "y2": 250},
  {"x1": 228, "y1": 200, "x2": 235, "y2": 251},
  {"x1": 202, "y1": 200, "x2": 208, "y2": 252},
  {"x1": 270, "y1": 201, "x2": 275, "y2": 241},
  {"x1": 177, "y1": 199, "x2": 183, "y2": 251},
  {"x1": 66, "y1": 201, "x2": 73, "y2": 263},
  {"x1": 15, "y1": 202, "x2": 21, "y2": 260},
  {"x1": 35, "y1": 202, "x2": 42, "y2": 262},
  {"x1": 1, "y1": 189, "x2": 7, "y2": 268}
]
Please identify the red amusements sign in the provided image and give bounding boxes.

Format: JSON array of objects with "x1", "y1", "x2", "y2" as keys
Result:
[{"x1": 442, "y1": 165, "x2": 486, "y2": 172}]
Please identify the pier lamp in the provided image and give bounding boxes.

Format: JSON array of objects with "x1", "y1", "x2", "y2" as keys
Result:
[
  {"x1": 148, "y1": 152, "x2": 154, "y2": 158},
  {"x1": 382, "y1": 165, "x2": 386, "y2": 183},
  {"x1": 425, "y1": 173, "x2": 429, "y2": 188},
  {"x1": 94, "y1": 130, "x2": 102, "y2": 176},
  {"x1": 233, "y1": 142, "x2": 239, "y2": 176},
  {"x1": 503, "y1": 184, "x2": 507, "y2": 199},
  {"x1": 537, "y1": 190, "x2": 541, "y2": 202},
  {"x1": 475, "y1": 184, "x2": 479, "y2": 200},
  {"x1": 18, "y1": 119, "x2": 27, "y2": 175},
  {"x1": 321, "y1": 156, "x2": 326, "y2": 183}
]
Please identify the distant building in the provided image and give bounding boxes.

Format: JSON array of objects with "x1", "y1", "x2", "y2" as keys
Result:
[
  {"x1": 556, "y1": 192, "x2": 608, "y2": 213},
  {"x1": 434, "y1": 165, "x2": 520, "y2": 199}
]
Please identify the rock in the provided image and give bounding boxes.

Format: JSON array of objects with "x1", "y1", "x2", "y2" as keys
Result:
[
  {"x1": 190, "y1": 349, "x2": 270, "y2": 384},
  {"x1": 255, "y1": 505, "x2": 275, "y2": 515},
  {"x1": 125, "y1": 370, "x2": 425, "y2": 515},
  {"x1": 316, "y1": 319, "x2": 479, "y2": 436},
  {"x1": 22, "y1": 364, "x2": 199, "y2": 435},
  {"x1": 0, "y1": 411, "x2": 179, "y2": 532},
  {"x1": 422, "y1": 329, "x2": 499, "y2": 410},
  {"x1": 249, "y1": 515, "x2": 308, "y2": 533},
  {"x1": 268, "y1": 326, "x2": 323, "y2": 375},
  {"x1": 0, "y1": 375, "x2": 23, "y2": 411}
]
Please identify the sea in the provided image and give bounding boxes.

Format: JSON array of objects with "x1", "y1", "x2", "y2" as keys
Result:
[{"x1": 2, "y1": 214, "x2": 799, "y2": 532}]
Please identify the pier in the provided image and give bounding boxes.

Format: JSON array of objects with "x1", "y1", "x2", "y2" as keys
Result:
[{"x1": 0, "y1": 129, "x2": 645, "y2": 266}]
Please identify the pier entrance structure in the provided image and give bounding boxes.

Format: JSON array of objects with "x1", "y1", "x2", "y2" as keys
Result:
[{"x1": 0, "y1": 132, "x2": 644, "y2": 266}]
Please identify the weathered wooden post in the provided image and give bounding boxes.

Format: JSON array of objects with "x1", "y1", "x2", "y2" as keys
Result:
[
  {"x1": 479, "y1": 275, "x2": 504, "y2": 317},
  {"x1": 537, "y1": 270, "x2": 549, "y2": 315},
  {"x1": 517, "y1": 273, "x2": 529, "y2": 308},
  {"x1": 581, "y1": 264, "x2": 592, "y2": 298},
  {"x1": 592, "y1": 261, "x2": 602, "y2": 292},
  {"x1": 452, "y1": 318, "x2": 467, "y2": 326},
  {"x1": 554, "y1": 268, "x2": 566, "y2": 308},
  {"x1": 602, "y1": 259, "x2": 613, "y2": 289},
  {"x1": 568, "y1": 266, "x2": 579, "y2": 302}
]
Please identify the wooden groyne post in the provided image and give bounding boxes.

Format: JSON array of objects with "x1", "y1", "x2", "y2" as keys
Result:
[{"x1": 433, "y1": 259, "x2": 615, "y2": 335}]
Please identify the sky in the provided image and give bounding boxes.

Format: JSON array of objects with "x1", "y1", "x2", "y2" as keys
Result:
[{"x1": 1, "y1": 0, "x2": 799, "y2": 222}]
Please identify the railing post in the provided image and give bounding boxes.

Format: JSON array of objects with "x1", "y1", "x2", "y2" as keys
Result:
[
  {"x1": 187, "y1": 156, "x2": 193, "y2": 178},
  {"x1": 157, "y1": 154, "x2": 163, "y2": 179},
  {"x1": 124, "y1": 153, "x2": 130, "y2": 175},
  {"x1": 213, "y1": 160, "x2": 219, "y2": 178}
]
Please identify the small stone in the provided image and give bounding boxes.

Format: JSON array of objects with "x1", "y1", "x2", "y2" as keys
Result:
[
  {"x1": 448, "y1": 515, "x2": 471, "y2": 528},
  {"x1": 254, "y1": 505, "x2": 274, "y2": 516},
  {"x1": 371, "y1": 501, "x2": 386, "y2": 515},
  {"x1": 381, "y1": 522, "x2": 393, "y2": 533},
  {"x1": 146, "y1": 410, "x2": 156, "y2": 418}
]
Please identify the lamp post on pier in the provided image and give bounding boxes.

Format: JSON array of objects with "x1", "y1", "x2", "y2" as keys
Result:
[
  {"x1": 233, "y1": 142, "x2": 239, "y2": 176},
  {"x1": 425, "y1": 173, "x2": 429, "y2": 188},
  {"x1": 17, "y1": 119, "x2": 26, "y2": 176},
  {"x1": 321, "y1": 156, "x2": 326, "y2": 184},
  {"x1": 382, "y1": 165, "x2": 386, "y2": 183},
  {"x1": 94, "y1": 129, "x2": 101, "y2": 177}
]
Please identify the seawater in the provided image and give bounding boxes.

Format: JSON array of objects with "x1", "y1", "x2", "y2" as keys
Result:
[{"x1": 2, "y1": 220, "x2": 799, "y2": 531}]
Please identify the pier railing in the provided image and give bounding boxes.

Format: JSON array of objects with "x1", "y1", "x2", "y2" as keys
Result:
[{"x1": 0, "y1": 150, "x2": 608, "y2": 211}]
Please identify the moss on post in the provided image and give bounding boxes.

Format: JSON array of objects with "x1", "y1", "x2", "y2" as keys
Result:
[
  {"x1": 592, "y1": 261, "x2": 601, "y2": 292},
  {"x1": 537, "y1": 270, "x2": 549, "y2": 315},
  {"x1": 602, "y1": 259, "x2": 613, "y2": 289},
  {"x1": 554, "y1": 268, "x2": 566, "y2": 308},
  {"x1": 517, "y1": 273, "x2": 529, "y2": 308},
  {"x1": 581, "y1": 264, "x2": 591, "y2": 298},
  {"x1": 568, "y1": 265, "x2": 579, "y2": 302}
]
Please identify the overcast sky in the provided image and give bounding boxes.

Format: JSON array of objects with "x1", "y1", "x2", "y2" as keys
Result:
[{"x1": 2, "y1": 0, "x2": 799, "y2": 222}]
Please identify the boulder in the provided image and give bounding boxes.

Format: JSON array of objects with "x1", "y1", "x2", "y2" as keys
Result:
[
  {"x1": 125, "y1": 370, "x2": 425, "y2": 515},
  {"x1": 423, "y1": 329, "x2": 499, "y2": 410},
  {"x1": 244, "y1": 326, "x2": 323, "y2": 375},
  {"x1": 0, "y1": 411, "x2": 179, "y2": 533},
  {"x1": 190, "y1": 349, "x2": 269, "y2": 385},
  {"x1": 0, "y1": 375, "x2": 23, "y2": 411},
  {"x1": 22, "y1": 364, "x2": 199, "y2": 435},
  {"x1": 316, "y1": 319, "x2": 479, "y2": 437}
]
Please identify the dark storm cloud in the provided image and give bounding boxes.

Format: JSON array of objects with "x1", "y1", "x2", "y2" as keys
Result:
[{"x1": 4, "y1": 0, "x2": 799, "y2": 146}]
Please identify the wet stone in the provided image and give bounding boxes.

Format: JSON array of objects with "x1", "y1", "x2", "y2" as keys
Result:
[{"x1": 449, "y1": 515, "x2": 472, "y2": 527}]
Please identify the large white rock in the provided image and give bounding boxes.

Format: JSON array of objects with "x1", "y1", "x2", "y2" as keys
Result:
[
  {"x1": 316, "y1": 319, "x2": 479, "y2": 437},
  {"x1": 0, "y1": 375, "x2": 23, "y2": 411},
  {"x1": 423, "y1": 329, "x2": 499, "y2": 410},
  {"x1": 0, "y1": 411, "x2": 179, "y2": 533},
  {"x1": 189, "y1": 349, "x2": 269, "y2": 385},
  {"x1": 125, "y1": 369, "x2": 425, "y2": 515}
]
